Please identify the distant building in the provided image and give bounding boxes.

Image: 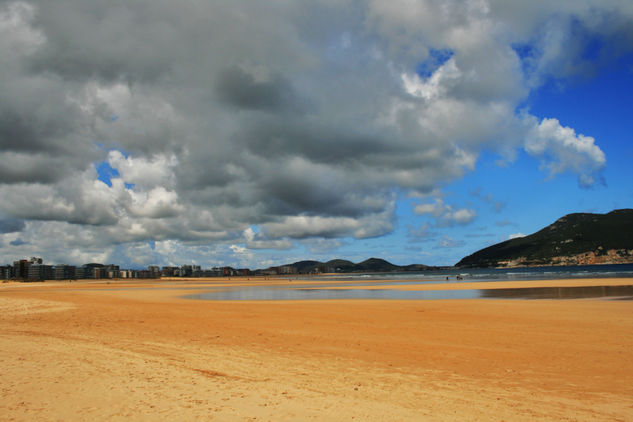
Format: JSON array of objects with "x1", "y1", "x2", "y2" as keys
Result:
[
  {"x1": 78, "y1": 263, "x2": 105, "y2": 279},
  {"x1": 222, "y1": 267, "x2": 245, "y2": 276},
  {"x1": 104, "y1": 264, "x2": 120, "y2": 279},
  {"x1": 137, "y1": 270, "x2": 159, "y2": 279},
  {"x1": 28, "y1": 264, "x2": 54, "y2": 281},
  {"x1": 54, "y1": 265, "x2": 76, "y2": 280},
  {"x1": 277, "y1": 266, "x2": 297, "y2": 275},
  {"x1": 120, "y1": 269, "x2": 136, "y2": 278},
  {"x1": 13, "y1": 259, "x2": 30, "y2": 279},
  {"x1": 261, "y1": 268, "x2": 278, "y2": 276},
  {"x1": 75, "y1": 266, "x2": 88, "y2": 279},
  {"x1": 180, "y1": 264, "x2": 201, "y2": 277},
  {"x1": 181, "y1": 265, "x2": 193, "y2": 277},
  {"x1": 160, "y1": 266, "x2": 178, "y2": 277},
  {"x1": 93, "y1": 267, "x2": 108, "y2": 279},
  {"x1": 147, "y1": 265, "x2": 161, "y2": 278},
  {"x1": 200, "y1": 268, "x2": 224, "y2": 277},
  {"x1": 0, "y1": 265, "x2": 13, "y2": 279}
]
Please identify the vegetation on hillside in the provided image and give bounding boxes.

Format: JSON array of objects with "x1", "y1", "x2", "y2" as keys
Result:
[{"x1": 456, "y1": 209, "x2": 633, "y2": 268}]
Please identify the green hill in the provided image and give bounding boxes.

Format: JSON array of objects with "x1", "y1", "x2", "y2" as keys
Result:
[
  {"x1": 354, "y1": 258, "x2": 400, "y2": 272},
  {"x1": 273, "y1": 258, "x2": 433, "y2": 274},
  {"x1": 324, "y1": 259, "x2": 355, "y2": 272},
  {"x1": 456, "y1": 209, "x2": 633, "y2": 268},
  {"x1": 288, "y1": 260, "x2": 323, "y2": 273}
]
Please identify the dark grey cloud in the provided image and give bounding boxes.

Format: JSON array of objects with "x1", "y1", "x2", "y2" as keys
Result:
[
  {"x1": 236, "y1": 120, "x2": 398, "y2": 165},
  {"x1": 216, "y1": 66, "x2": 303, "y2": 113},
  {"x1": 25, "y1": 0, "x2": 178, "y2": 84},
  {"x1": 0, "y1": 218, "x2": 25, "y2": 233},
  {"x1": 0, "y1": 155, "x2": 70, "y2": 184},
  {"x1": 0, "y1": 108, "x2": 75, "y2": 153}
]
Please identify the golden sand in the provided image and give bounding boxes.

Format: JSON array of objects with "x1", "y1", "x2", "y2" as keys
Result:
[{"x1": 1, "y1": 277, "x2": 632, "y2": 421}]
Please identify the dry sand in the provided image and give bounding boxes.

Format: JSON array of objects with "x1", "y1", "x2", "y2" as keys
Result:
[{"x1": 1, "y1": 277, "x2": 633, "y2": 421}]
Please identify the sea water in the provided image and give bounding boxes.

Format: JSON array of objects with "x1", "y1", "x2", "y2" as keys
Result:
[
  {"x1": 184, "y1": 263, "x2": 633, "y2": 301},
  {"x1": 307, "y1": 263, "x2": 633, "y2": 283}
]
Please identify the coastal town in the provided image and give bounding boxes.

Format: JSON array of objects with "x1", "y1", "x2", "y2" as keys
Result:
[{"x1": 0, "y1": 256, "x2": 299, "y2": 281}]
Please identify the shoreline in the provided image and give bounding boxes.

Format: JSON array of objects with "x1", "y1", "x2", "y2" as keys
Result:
[
  {"x1": 3, "y1": 275, "x2": 633, "y2": 297},
  {"x1": 2, "y1": 277, "x2": 632, "y2": 420}
]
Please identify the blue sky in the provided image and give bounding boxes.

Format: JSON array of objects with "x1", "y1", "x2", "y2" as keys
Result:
[{"x1": 1, "y1": 1, "x2": 632, "y2": 269}]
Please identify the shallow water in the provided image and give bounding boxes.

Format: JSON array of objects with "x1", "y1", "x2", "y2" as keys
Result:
[
  {"x1": 305, "y1": 263, "x2": 633, "y2": 283},
  {"x1": 184, "y1": 284, "x2": 633, "y2": 301}
]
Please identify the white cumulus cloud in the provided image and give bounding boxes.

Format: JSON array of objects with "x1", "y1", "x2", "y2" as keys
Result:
[
  {"x1": 525, "y1": 117, "x2": 606, "y2": 187},
  {"x1": 413, "y1": 199, "x2": 477, "y2": 227}
]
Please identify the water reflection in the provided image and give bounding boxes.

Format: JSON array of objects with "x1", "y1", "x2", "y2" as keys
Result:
[
  {"x1": 184, "y1": 284, "x2": 633, "y2": 301},
  {"x1": 480, "y1": 285, "x2": 633, "y2": 300}
]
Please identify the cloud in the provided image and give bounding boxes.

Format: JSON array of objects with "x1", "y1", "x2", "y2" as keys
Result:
[
  {"x1": 262, "y1": 210, "x2": 395, "y2": 240},
  {"x1": 465, "y1": 232, "x2": 495, "y2": 238},
  {"x1": 215, "y1": 66, "x2": 305, "y2": 113},
  {"x1": 413, "y1": 199, "x2": 477, "y2": 227},
  {"x1": 0, "y1": 218, "x2": 25, "y2": 233},
  {"x1": 495, "y1": 219, "x2": 517, "y2": 227},
  {"x1": 243, "y1": 227, "x2": 293, "y2": 250},
  {"x1": 438, "y1": 236, "x2": 465, "y2": 249},
  {"x1": 525, "y1": 117, "x2": 606, "y2": 187},
  {"x1": 107, "y1": 150, "x2": 178, "y2": 190},
  {"x1": 0, "y1": 0, "x2": 629, "y2": 266},
  {"x1": 408, "y1": 223, "x2": 437, "y2": 240},
  {"x1": 508, "y1": 232, "x2": 526, "y2": 239},
  {"x1": 128, "y1": 187, "x2": 184, "y2": 219},
  {"x1": 471, "y1": 187, "x2": 506, "y2": 212},
  {"x1": 300, "y1": 238, "x2": 346, "y2": 254},
  {"x1": 402, "y1": 58, "x2": 462, "y2": 101}
]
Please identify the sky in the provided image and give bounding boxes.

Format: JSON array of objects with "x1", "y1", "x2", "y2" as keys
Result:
[{"x1": 1, "y1": 0, "x2": 632, "y2": 269}]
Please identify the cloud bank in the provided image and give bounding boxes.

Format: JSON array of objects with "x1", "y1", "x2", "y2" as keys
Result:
[{"x1": 0, "y1": 0, "x2": 630, "y2": 267}]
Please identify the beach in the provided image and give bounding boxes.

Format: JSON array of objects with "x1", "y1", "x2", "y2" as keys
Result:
[{"x1": 2, "y1": 277, "x2": 633, "y2": 421}]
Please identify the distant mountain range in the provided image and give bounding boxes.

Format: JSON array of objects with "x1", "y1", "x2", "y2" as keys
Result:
[
  {"x1": 259, "y1": 257, "x2": 438, "y2": 274},
  {"x1": 456, "y1": 209, "x2": 633, "y2": 268},
  {"x1": 261, "y1": 209, "x2": 633, "y2": 273}
]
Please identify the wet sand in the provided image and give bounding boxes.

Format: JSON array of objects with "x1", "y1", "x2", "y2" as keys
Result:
[{"x1": 2, "y1": 277, "x2": 633, "y2": 421}]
